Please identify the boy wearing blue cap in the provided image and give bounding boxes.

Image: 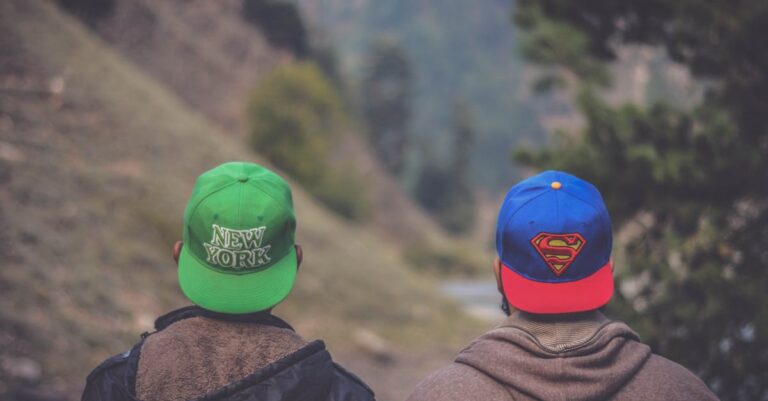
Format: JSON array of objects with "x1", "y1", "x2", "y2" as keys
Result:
[{"x1": 407, "y1": 171, "x2": 718, "y2": 401}]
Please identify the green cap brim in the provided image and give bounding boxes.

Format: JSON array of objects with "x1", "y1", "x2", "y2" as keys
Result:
[{"x1": 177, "y1": 245, "x2": 297, "y2": 313}]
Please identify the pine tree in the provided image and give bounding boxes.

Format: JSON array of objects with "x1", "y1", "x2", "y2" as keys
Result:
[
  {"x1": 415, "y1": 99, "x2": 476, "y2": 234},
  {"x1": 361, "y1": 39, "x2": 412, "y2": 176}
]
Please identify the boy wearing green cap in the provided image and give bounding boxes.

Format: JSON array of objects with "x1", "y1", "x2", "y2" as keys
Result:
[{"x1": 82, "y1": 162, "x2": 375, "y2": 401}]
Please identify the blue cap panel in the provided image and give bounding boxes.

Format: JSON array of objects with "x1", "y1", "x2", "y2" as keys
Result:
[{"x1": 496, "y1": 171, "x2": 612, "y2": 283}]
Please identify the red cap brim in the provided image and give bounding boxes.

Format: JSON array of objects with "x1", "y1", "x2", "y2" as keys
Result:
[{"x1": 501, "y1": 261, "x2": 614, "y2": 314}]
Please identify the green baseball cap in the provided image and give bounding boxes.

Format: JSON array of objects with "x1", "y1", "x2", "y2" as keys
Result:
[{"x1": 178, "y1": 162, "x2": 297, "y2": 313}]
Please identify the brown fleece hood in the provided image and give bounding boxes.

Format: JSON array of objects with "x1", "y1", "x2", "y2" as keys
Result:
[
  {"x1": 136, "y1": 316, "x2": 307, "y2": 401},
  {"x1": 456, "y1": 311, "x2": 651, "y2": 401},
  {"x1": 407, "y1": 311, "x2": 718, "y2": 401}
]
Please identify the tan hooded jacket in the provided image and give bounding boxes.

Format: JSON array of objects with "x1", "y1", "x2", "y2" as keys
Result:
[{"x1": 407, "y1": 311, "x2": 719, "y2": 401}]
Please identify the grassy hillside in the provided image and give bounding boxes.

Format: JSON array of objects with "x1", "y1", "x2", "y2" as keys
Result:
[
  {"x1": 72, "y1": 0, "x2": 476, "y2": 258},
  {"x1": 83, "y1": 0, "x2": 287, "y2": 132},
  {"x1": 0, "y1": 2, "x2": 489, "y2": 400}
]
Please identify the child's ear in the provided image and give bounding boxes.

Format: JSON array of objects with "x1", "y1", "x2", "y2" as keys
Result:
[
  {"x1": 295, "y1": 244, "x2": 303, "y2": 270},
  {"x1": 173, "y1": 241, "x2": 183, "y2": 265}
]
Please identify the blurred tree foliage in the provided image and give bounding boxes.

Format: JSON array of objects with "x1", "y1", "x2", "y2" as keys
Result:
[
  {"x1": 57, "y1": 0, "x2": 114, "y2": 25},
  {"x1": 513, "y1": 1, "x2": 768, "y2": 399},
  {"x1": 247, "y1": 62, "x2": 369, "y2": 220},
  {"x1": 298, "y1": 0, "x2": 545, "y2": 189},
  {"x1": 361, "y1": 39, "x2": 413, "y2": 176},
  {"x1": 242, "y1": 0, "x2": 308, "y2": 58},
  {"x1": 416, "y1": 100, "x2": 476, "y2": 234}
]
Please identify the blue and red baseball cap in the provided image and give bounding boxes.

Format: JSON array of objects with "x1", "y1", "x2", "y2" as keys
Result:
[{"x1": 496, "y1": 171, "x2": 613, "y2": 314}]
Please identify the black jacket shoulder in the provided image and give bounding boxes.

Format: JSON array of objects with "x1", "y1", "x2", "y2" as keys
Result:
[
  {"x1": 82, "y1": 341, "x2": 141, "y2": 401},
  {"x1": 328, "y1": 362, "x2": 375, "y2": 401}
]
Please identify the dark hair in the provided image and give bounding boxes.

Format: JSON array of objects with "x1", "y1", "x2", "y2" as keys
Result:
[
  {"x1": 500, "y1": 294, "x2": 607, "y2": 316},
  {"x1": 500, "y1": 295, "x2": 511, "y2": 316}
]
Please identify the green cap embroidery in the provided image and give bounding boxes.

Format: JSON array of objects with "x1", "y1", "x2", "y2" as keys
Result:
[{"x1": 178, "y1": 162, "x2": 297, "y2": 313}]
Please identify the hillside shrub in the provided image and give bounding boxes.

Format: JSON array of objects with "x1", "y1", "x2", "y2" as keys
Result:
[
  {"x1": 247, "y1": 62, "x2": 369, "y2": 220},
  {"x1": 310, "y1": 166, "x2": 371, "y2": 221}
]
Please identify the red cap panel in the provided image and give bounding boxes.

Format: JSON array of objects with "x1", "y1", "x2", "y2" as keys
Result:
[{"x1": 501, "y1": 261, "x2": 614, "y2": 314}]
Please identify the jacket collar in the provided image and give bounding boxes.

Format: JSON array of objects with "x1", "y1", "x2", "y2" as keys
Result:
[
  {"x1": 153, "y1": 305, "x2": 294, "y2": 332},
  {"x1": 499, "y1": 309, "x2": 627, "y2": 353}
]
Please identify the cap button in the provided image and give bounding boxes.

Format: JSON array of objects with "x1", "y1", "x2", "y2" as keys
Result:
[
  {"x1": 238, "y1": 175, "x2": 249, "y2": 183},
  {"x1": 551, "y1": 181, "x2": 562, "y2": 189}
]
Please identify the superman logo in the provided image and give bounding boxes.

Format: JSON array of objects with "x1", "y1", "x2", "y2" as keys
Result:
[{"x1": 530, "y1": 232, "x2": 586, "y2": 276}]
